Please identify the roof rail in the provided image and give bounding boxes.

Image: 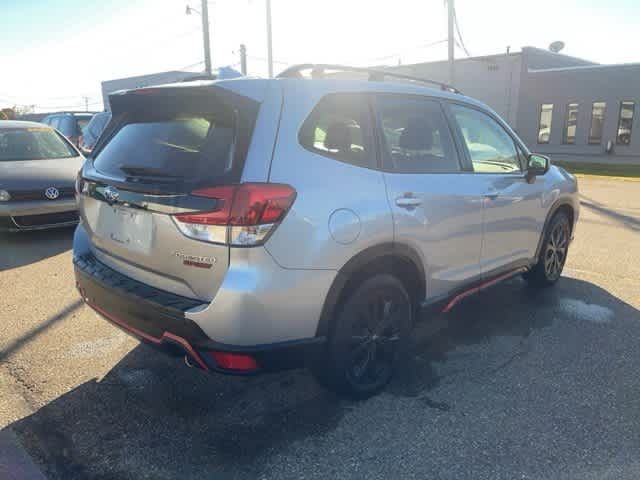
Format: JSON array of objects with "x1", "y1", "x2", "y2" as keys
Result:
[{"x1": 276, "y1": 63, "x2": 462, "y2": 94}]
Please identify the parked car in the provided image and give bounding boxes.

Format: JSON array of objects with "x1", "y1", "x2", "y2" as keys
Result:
[
  {"x1": 0, "y1": 121, "x2": 84, "y2": 231},
  {"x1": 73, "y1": 66, "x2": 579, "y2": 398},
  {"x1": 41, "y1": 112, "x2": 94, "y2": 148},
  {"x1": 79, "y1": 111, "x2": 111, "y2": 155}
]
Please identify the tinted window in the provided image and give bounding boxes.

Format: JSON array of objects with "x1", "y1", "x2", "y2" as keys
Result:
[
  {"x1": 589, "y1": 102, "x2": 606, "y2": 144},
  {"x1": 76, "y1": 117, "x2": 91, "y2": 134},
  {"x1": 48, "y1": 117, "x2": 60, "y2": 130},
  {"x1": 89, "y1": 113, "x2": 110, "y2": 136},
  {"x1": 57, "y1": 117, "x2": 75, "y2": 136},
  {"x1": 451, "y1": 104, "x2": 521, "y2": 173},
  {"x1": 0, "y1": 127, "x2": 77, "y2": 161},
  {"x1": 537, "y1": 103, "x2": 553, "y2": 144},
  {"x1": 616, "y1": 101, "x2": 634, "y2": 145},
  {"x1": 94, "y1": 114, "x2": 236, "y2": 182},
  {"x1": 564, "y1": 103, "x2": 578, "y2": 144},
  {"x1": 376, "y1": 95, "x2": 460, "y2": 173},
  {"x1": 299, "y1": 93, "x2": 373, "y2": 168}
]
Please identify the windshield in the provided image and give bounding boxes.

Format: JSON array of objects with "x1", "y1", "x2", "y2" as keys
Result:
[
  {"x1": 0, "y1": 126, "x2": 77, "y2": 161},
  {"x1": 94, "y1": 113, "x2": 235, "y2": 182}
]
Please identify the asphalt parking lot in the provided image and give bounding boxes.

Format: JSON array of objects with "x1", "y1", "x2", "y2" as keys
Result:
[{"x1": 1, "y1": 176, "x2": 639, "y2": 480}]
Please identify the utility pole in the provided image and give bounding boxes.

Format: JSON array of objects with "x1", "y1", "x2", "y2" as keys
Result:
[
  {"x1": 447, "y1": 0, "x2": 455, "y2": 86},
  {"x1": 239, "y1": 44, "x2": 247, "y2": 75},
  {"x1": 201, "y1": 0, "x2": 212, "y2": 76},
  {"x1": 82, "y1": 96, "x2": 89, "y2": 112},
  {"x1": 266, "y1": 0, "x2": 273, "y2": 77}
]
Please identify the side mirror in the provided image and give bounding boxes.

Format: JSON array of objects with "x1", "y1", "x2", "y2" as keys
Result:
[{"x1": 526, "y1": 154, "x2": 550, "y2": 181}]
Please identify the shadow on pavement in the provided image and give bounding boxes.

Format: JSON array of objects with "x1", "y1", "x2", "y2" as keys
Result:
[
  {"x1": 580, "y1": 194, "x2": 640, "y2": 231},
  {"x1": 0, "y1": 300, "x2": 83, "y2": 362},
  {"x1": 0, "y1": 227, "x2": 74, "y2": 272},
  {"x1": 4, "y1": 276, "x2": 639, "y2": 479}
]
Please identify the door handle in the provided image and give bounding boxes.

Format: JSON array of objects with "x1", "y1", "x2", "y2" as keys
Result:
[
  {"x1": 483, "y1": 187, "x2": 500, "y2": 200},
  {"x1": 395, "y1": 196, "x2": 422, "y2": 208}
]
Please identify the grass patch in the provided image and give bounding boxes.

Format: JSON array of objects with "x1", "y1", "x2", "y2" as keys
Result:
[{"x1": 553, "y1": 161, "x2": 640, "y2": 179}]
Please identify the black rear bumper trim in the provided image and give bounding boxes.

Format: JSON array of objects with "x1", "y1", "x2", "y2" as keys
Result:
[{"x1": 74, "y1": 252, "x2": 324, "y2": 373}]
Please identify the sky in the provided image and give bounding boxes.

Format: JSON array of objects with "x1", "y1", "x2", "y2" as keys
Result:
[{"x1": 1, "y1": 0, "x2": 639, "y2": 112}]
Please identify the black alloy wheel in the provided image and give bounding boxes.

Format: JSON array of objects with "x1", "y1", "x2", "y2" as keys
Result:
[
  {"x1": 524, "y1": 211, "x2": 571, "y2": 287},
  {"x1": 312, "y1": 274, "x2": 412, "y2": 398}
]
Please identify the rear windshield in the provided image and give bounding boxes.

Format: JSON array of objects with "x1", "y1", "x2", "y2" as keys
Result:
[
  {"x1": 0, "y1": 127, "x2": 77, "y2": 161},
  {"x1": 87, "y1": 113, "x2": 110, "y2": 136},
  {"x1": 94, "y1": 113, "x2": 235, "y2": 181}
]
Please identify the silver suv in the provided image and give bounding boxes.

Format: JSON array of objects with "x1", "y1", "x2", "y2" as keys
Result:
[{"x1": 73, "y1": 65, "x2": 579, "y2": 397}]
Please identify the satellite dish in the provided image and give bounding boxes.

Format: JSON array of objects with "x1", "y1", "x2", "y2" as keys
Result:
[{"x1": 549, "y1": 41, "x2": 565, "y2": 53}]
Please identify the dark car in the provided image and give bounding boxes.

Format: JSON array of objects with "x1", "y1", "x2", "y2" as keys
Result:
[
  {"x1": 41, "y1": 112, "x2": 94, "y2": 148},
  {"x1": 0, "y1": 121, "x2": 84, "y2": 231},
  {"x1": 79, "y1": 111, "x2": 111, "y2": 155}
]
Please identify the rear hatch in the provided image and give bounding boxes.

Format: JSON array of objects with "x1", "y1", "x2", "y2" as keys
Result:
[{"x1": 77, "y1": 84, "x2": 261, "y2": 301}]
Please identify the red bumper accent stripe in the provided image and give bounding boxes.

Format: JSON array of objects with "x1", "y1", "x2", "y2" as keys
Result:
[
  {"x1": 86, "y1": 301, "x2": 210, "y2": 371},
  {"x1": 441, "y1": 267, "x2": 527, "y2": 313}
]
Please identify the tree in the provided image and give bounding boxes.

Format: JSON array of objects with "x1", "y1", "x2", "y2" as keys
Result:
[
  {"x1": 13, "y1": 105, "x2": 34, "y2": 116},
  {"x1": 1, "y1": 108, "x2": 16, "y2": 120}
]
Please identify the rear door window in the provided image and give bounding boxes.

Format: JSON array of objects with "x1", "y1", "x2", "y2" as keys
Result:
[{"x1": 298, "y1": 93, "x2": 374, "y2": 169}]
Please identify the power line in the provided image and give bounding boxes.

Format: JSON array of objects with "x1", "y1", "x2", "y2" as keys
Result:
[
  {"x1": 177, "y1": 60, "x2": 205, "y2": 71},
  {"x1": 366, "y1": 39, "x2": 449, "y2": 63},
  {"x1": 452, "y1": 5, "x2": 472, "y2": 57},
  {"x1": 246, "y1": 55, "x2": 291, "y2": 66}
]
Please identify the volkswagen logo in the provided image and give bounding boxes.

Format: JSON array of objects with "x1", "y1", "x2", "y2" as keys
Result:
[
  {"x1": 103, "y1": 186, "x2": 120, "y2": 204},
  {"x1": 44, "y1": 187, "x2": 59, "y2": 200}
]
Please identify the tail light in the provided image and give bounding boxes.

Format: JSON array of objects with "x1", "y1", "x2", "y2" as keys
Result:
[
  {"x1": 172, "y1": 183, "x2": 296, "y2": 246},
  {"x1": 210, "y1": 351, "x2": 258, "y2": 371}
]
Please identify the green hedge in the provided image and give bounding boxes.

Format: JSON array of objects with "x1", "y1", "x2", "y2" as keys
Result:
[{"x1": 553, "y1": 161, "x2": 640, "y2": 178}]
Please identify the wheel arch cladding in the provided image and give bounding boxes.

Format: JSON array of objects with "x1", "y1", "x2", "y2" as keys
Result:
[
  {"x1": 555, "y1": 203, "x2": 575, "y2": 232},
  {"x1": 315, "y1": 243, "x2": 425, "y2": 337},
  {"x1": 534, "y1": 200, "x2": 575, "y2": 262}
]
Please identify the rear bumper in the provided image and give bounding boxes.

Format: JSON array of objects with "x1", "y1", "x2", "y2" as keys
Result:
[{"x1": 74, "y1": 252, "x2": 324, "y2": 374}]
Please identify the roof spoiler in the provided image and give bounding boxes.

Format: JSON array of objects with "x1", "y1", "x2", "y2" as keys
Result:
[{"x1": 277, "y1": 63, "x2": 462, "y2": 94}]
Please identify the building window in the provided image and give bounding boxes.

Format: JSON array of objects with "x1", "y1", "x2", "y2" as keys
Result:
[
  {"x1": 616, "y1": 101, "x2": 635, "y2": 145},
  {"x1": 589, "y1": 102, "x2": 606, "y2": 144},
  {"x1": 537, "y1": 104, "x2": 553, "y2": 144},
  {"x1": 563, "y1": 103, "x2": 579, "y2": 144}
]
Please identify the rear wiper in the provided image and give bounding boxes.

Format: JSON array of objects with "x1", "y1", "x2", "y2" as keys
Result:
[{"x1": 119, "y1": 165, "x2": 183, "y2": 178}]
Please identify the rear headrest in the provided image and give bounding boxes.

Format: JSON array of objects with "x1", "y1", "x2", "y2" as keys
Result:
[
  {"x1": 399, "y1": 118, "x2": 433, "y2": 150},
  {"x1": 324, "y1": 122, "x2": 353, "y2": 152}
]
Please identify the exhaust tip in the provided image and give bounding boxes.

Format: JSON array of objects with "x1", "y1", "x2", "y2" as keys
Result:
[{"x1": 184, "y1": 355, "x2": 194, "y2": 368}]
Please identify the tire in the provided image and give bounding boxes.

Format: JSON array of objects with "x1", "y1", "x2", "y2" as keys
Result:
[
  {"x1": 311, "y1": 274, "x2": 412, "y2": 399},
  {"x1": 524, "y1": 212, "x2": 571, "y2": 287}
]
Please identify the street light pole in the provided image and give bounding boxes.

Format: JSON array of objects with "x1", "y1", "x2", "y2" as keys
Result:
[
  {"x1": 266, "y1": 0, "x2": 273, "y2": 78},
  {"x1": 201, "y1": 0, "x2": 212, "y2": 76}
]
